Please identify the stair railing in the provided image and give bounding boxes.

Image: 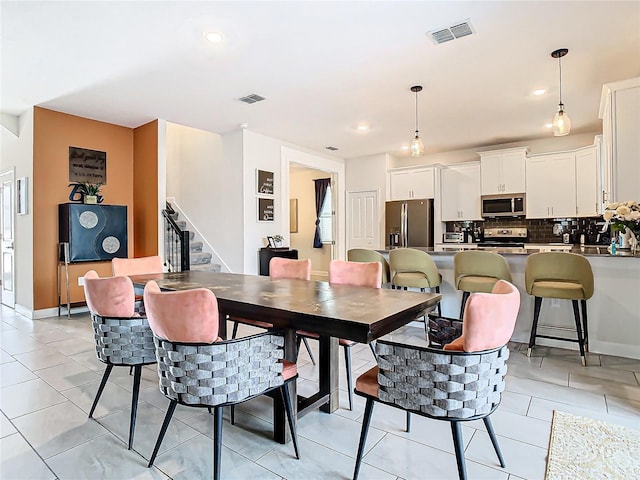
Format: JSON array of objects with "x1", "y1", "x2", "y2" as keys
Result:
[{"x1": 162, "y1": 202, "x2": 190, "y2": 271}]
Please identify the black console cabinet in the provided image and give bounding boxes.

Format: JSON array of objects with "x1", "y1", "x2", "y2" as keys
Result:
[{"x1": 259, "y1": 248, "x2": 298, "y2": 276}]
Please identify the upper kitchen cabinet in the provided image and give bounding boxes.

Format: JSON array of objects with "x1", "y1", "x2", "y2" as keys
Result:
[
  {"x1": 575, "y1": 143, "x2": 600, "y2": 217},
  {"x1": 526, "y1": 153, "x2": 576, "y2": 218},
  {"x1": 389, "y1": 166, "x2": 435, "y2": 200},
  {"x1": 599, "y1": 77, "x2": 640, "y2": 204},
  {"x1": 478, "y1": 146, "x2": 529, "y2": 195},
  {"x1": 440, "y1": 162, "x2": 482, "y2": 221}
]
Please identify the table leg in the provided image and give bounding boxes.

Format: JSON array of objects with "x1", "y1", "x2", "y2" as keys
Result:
[{"x1": 319, "y1": 335, "x2": 340, "y2": 413}]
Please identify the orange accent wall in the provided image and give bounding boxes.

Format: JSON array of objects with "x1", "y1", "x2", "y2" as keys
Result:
[
  {"x1": 33, "y1": 107, "x2": 135, "y2": 309},
  {"x1": 133, "y1": 120, "x2": 159, "y2": 257}
]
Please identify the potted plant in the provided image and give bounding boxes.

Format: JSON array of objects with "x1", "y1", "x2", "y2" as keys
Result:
[
  {"x1": 273, "y1": 234, "x2": 284, "y2": 247},
  {"x1": 68, "y1": 182, "x2": 103, "y2": 204}
]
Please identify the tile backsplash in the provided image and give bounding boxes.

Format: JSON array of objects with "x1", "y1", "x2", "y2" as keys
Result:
[{"x1": 446, "y1": 216, "x2": 609, "y2": 244}]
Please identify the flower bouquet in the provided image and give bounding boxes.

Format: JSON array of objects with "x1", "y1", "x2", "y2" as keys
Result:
[{"x1": 602, "y1": 201, "x2": 640, "y2": 250}]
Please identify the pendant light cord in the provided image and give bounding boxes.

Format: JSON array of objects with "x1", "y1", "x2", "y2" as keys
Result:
[
  {"x1": 558, "y1": 56, "x2": 563, "y2": 106},
  {"x1": 415, "y1": 90, "x2": 419, "y2": 134}
]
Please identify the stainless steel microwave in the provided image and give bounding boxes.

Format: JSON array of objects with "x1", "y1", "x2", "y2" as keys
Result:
[{"x1": 481, "y1": 194, "x2": 525, "y2": 217}]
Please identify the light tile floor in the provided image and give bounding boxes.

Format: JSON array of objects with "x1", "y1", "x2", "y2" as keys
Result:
[{"x1": 1, "y1": 305, "x2": 639, "y2": 480}]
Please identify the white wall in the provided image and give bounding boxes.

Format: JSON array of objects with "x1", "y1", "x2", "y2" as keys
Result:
[
  {"x1": 387, "y1": 131, "x2": 601, "y2": 168},
  {"x1": 0, "y1": 110, "x2": 35, "y2": 311},
  {"x1": 165, "y1": 122, "x2": 244, "y2": 272}
]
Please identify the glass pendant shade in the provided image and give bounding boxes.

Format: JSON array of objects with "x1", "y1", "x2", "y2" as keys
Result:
[
  {"x1": 410, "y1": 133, "x2": 424, "y2": 157},
  {"x1": 552, "y1": 105, "x2": 571, "y2": 136}
]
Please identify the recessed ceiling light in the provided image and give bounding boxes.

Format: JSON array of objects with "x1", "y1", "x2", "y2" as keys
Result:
[
  {"x1": 356, "y1": 124, "x2": 369, "y2": 132},
  {"x1": 204, "y1": 31, "x2": 224, "y2": 43},
  {"x1": 533, "y1": 89, "x2": 546, "y2": 96},
  {"x1": 401, "y1": 145, "x2": 409, "y2": 150},
  {"x1": 545, "y1": 123, "x2": 553, "y2": 128}
]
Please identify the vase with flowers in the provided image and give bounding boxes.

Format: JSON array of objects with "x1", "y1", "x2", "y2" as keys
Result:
[{"x1": 602, "y1": 200, "x2": 640, "y2": 251}]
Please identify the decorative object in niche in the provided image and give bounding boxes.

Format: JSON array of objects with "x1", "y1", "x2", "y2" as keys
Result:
[
  {"x1": 69, "y1": 146, "x2": 107, "y2": 184},
  {"x1": 68, "y1": 182, "x2": 103, "y2": 204},
  {"x1": 17, "y1": 177, "x2": 28, "y2": 215},
  {"x1": 290, "y1": 198, "x2": 298, "y2": 233}
]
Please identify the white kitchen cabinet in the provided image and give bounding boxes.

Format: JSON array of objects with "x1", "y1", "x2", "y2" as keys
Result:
[
  {"x1": 526, "y1": 153, "x2": 576, "y2": 218},
  {"x1": 479, "y1": 147, "x2": 529, "y2": 195},
  {"x1": 575, "y1": 145, "x2": 599, "y2": 217},
  {"x1": 389, "y1": 167, "x2": 435, "y2": 200},
  {"x1": 441, "y1": 162, "x2": 482, "y2": 221},
  {"x1": 599, "y1": 77, "x2": 640, "y2": 204}
]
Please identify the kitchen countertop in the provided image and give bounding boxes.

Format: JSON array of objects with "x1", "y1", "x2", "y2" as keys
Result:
[{"x1": 380, "y1": 245, "x2": 640, "y2": 257}]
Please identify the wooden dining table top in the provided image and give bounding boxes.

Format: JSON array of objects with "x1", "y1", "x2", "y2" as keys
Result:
[{"x1": 129, "y1": 270, "x2": 441, "y2": 343}]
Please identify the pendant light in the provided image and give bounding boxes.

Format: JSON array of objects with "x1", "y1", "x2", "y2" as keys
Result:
[
  {"x1": 551, "y1": 48, "x2": 571, "y2": 136},
  {"x1": 410, "y1": 85, "x2": 424, "y2": 156}
]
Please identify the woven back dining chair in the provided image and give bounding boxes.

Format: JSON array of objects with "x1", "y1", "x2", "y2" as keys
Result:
[
  {"x1": 298, "y1": 259, "x2": 382, "y2": 410},
  {"x1": 352, "y1": 280, "x2": 520, "y2": 480},
  {"x1": 82, "y1": 270, "x2": 156, "y2": 450},
  {"x1": 143, "y1": 280, "x2": 300, "y2": 480}
]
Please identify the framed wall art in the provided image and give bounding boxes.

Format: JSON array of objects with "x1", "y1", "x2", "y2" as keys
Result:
[
  {"x1": 290, "y1": 198, "x2": 298, "y2": 233},
  {"x1": 17, "y1": 177, "x2": 28, "y2": 215},
  {"x1": 69, "y1": 146, "x2": 107, "y2": 184},
  {"x1": 256, "y1": 169, "x2": 274, "y2": 195},
  {"x1": 258, "y1": 197, "x2": 274, "y2": 222}
]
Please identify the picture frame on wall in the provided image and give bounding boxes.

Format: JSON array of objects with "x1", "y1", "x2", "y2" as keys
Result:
[
  {"x1": 290, "y1": 198, "x2": 298, "y2": 233},
  {"x1": 256, "y1": 169, "x2": 274, "y2": 195},
  {"x1": 17, "y1": 177, "x2": 28, "y2": 215},
  {"x1": 69, "y1": 146, "x2": 107, "y2": 184},
  {"x1": 258, "y1": 197, "x2": 274, "y2": 222},
  {"x1": 267, "y1": 236, "x2": 276, "y2": 248}
]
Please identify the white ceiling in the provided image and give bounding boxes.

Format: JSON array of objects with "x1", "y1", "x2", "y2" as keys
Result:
[{"x1": 2, "y1": 1, "x2": 639, "y2": 159}]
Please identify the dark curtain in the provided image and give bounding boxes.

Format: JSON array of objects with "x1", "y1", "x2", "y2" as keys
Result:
[{"x1": 313, "y1": 178, "x2": 331, "y2": 248}]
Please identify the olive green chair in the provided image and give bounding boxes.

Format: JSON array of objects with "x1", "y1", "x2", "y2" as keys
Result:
[
  {"x1": 389, "y1": 248, "x2": 442, "y2": 322},
  {"x1": 347, "y1": 249, "x2": 390, "y2": 285},
  {"x1": 454, "y1": 250, "x2": 512, "y2": 319},
  {"x1": 525, "y1": 252, "x2": 594, "y2": 366}
]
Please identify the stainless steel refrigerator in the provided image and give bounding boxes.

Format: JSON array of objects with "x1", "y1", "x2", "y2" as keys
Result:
[{"x1": 385, "y1": 199, "x2": 434, "y2": 248}]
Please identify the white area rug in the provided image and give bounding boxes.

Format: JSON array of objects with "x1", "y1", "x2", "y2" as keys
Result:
[{"x1": 545, "y1": 410, "x2": 640, "y2": 479}]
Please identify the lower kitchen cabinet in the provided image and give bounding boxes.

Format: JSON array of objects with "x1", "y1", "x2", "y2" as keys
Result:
[{"x1": 440, "y1": 162, "x2": 482, "y2": 221}]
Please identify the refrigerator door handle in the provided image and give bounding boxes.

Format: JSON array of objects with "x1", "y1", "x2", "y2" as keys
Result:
[{"x1": 401, "y1": 202, "x2": 408, "y2": 247}]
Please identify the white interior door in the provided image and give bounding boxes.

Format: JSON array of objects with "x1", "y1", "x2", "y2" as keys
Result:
[
  {"x1": 1, "y1": 171, "x2": 16, "y2": 308},
  {"x1": 347, "y1": 190, "x2": 378, "y2": 249}
]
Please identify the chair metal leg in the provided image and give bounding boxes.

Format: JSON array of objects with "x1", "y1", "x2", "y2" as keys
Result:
[
  {"x1": 129, "y1": 366, "x2": 133, "y2": 376},
  {"x1": 281, "y1": 382, "x2": 300, "y2": 459},
  {"x1": 344, "y1": 345, "x2": 353, "y2": 411},
  {"x1": 572, "y1": 300, "x2": 587, "y2": 366},
  {"x1": 353, "y1": 398, "x2": 375, "y2": 480},
  {"x1": 231, "y1": 321, "x2": 239, "y2": 339},
  {"x1": 230, "y1": 405, "x2": 235, "y2": 425},
  {"x1": 148, "y1": 400, "x2": 177, "y2": 467},
  {"x1": 213, "y1": 406, "x2": 223, "y2": 480},
  {"x1": 435, "y1": 285, "x2": 441, "y2": 317},
  {"x1": 459, "y1": 291, "x2": 470, "y2": 320},
  {"x1": 527, "y1": 296, "x2": 542, "y2": 357},
  {"x1": 450, "y1": 421, "x2": 467, "y2": 480},
  {"x1": 128, "y1": 365, "x2": 143, "y2": 450},
  {"x1": 302, "y1": 337, "x2": 316, "y2": 366},
  {"x1": 581, "y1": 299, "x2": 589, "y2": 352},
  {"x1": 369, "y1": 342, "x2": 377, "y2": 360},
  {"x1": 406, "y1": 411, "x2": 411, "y2": 433},
  {"x1": 483, "y1": 416, "x2": 506, "y2": 468},
  {"x1": 89, "y1": 364, "x2": 113, "y2": 419}
]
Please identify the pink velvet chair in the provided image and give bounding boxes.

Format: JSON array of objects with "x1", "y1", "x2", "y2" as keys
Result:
[
  {"x1": 230, "y1": 257, "x2": 316, "y2": 363},
  {"x1": 143, "y1": 281, "x2": 299, "y2": 480},
  {"x1": 298, "y1": 259, "x2": 382, "y2": 410},
  {"x1": 352, "y1": 280, "x2": 520, "y2": 480},
  {"x1": 112, "y1": 255, "x2": 163, "y2": 315},
  {"x1": 82, "y1": 270, "x2": 156, "y2": 450}
]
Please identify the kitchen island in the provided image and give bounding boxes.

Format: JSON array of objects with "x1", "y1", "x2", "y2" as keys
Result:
[{"x1": 378, "y1": 246, "x2": 640, "y2": 359}]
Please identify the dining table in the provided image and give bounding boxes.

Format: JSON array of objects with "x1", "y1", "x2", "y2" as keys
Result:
[{"x1": 130, "y1": 270, "x2": 441, "y2": 443}]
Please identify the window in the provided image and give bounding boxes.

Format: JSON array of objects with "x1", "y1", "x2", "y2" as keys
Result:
[{"x1": 318, "y1": 184, "x2": 333, "y2": 244}]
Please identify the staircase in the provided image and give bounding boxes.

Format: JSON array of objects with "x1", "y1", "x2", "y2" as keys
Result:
[{"x1": 164, "y1": 206, "x2": 222, "y2": 272}]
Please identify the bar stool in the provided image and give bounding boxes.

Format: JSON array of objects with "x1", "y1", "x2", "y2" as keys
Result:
[
  {"x1": 347, "y1": 248, "x2": 390, "y2": 285},
  {"x1": 525, "y1": 252, "x2": 594, "y2": 366},
  {"x1": 389, "y1": 248, "x2": 441, "y2": 320},
  {"x1": 454, "y1": 250, "x2": 512, "y2": 319}
]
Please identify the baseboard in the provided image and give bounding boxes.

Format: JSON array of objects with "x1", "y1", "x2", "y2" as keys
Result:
[
  {"x1": 30, "y1": 305, "x2": 90, "y2": 320},
  {"x1": 15, "y1": 303, "x2": 33, "y2": 319}
]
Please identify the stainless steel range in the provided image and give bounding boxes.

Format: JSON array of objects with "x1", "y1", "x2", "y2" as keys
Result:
[{"x1": 477, "y1": 227, "x2": 528, "y2": 249}]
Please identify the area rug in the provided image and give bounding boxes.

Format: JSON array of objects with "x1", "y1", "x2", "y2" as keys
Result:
[{"x1": 545, "y1": 410, "x2": 640, "y2": 479}]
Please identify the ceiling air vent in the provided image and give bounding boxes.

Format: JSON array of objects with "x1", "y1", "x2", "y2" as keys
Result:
[
  {"x1": 325, "y1": 146, "x2": 339, "y2": 151},
  {"x1": 427, "y1": 20, "x2": 474, "y2": 45},
  {"x1": 238, "y1": 94, "x2": 266, "y2": 104}
]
